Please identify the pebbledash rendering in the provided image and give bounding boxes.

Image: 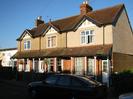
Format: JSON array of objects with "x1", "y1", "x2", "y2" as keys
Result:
[{"x1": 12, "y1": 1, "x2": 133, "y2": 85}]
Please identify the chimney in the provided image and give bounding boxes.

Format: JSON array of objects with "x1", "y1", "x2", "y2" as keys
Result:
[
  {"x1": 80, "y1": 1, "x2": 93, "y2": 15},
  {"x1": 35, "y1": 16, "x2": 44, "y2": 27}
]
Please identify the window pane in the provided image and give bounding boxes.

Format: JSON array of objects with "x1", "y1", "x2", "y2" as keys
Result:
[
  {"x1": 103, "y1": 61, "x2": 108, "y2": 72},
  {"x1": 57, "y1": 58, "x2": 61, "y2": 72},
  {"x1": 24, "y1": 40, "x2": 30, "y2": 50},
  {"x1": 90, "y1": 30, "x2": 94, "y2": 35},
  {"x1": 81, "y1": 36, "x2": 85, "y2": 44},
  {"x1": 45, "y1": 75, "x2": 57, "y2": 85},
  {"x1": 27, "y1": 41, "x2": 30, "y2": 49},
  {"x1": 87, "y1": 35, "x2": 90, "y2": 43},
  {"x1": 52, "y1": 36, "x2": 56, "y2": 47},
  {"x1": 81, "y1": 31, "x2": 85, "y2": 35},
  {"x1": 48, "y1": 37, "x2": 50, "y2": 47},
  {"x1": 88, "y1": 59, "x2": 94, "y2": 75},
  {"x1": 75, "y1": 58, "x2": 83, "y2": 75},
  {"x1": 86, "y1": 31, "x2": 89, "y2": 35},
  {"x1": 71, "y1": 78, "x2": 83, "y2": 88},
  {"x1": 90, "y1": 35, "x2": 93, "y2": 43},
  {"x1": 47, "y1": 36, "x2": 56, "y2": 47},
  {"x1": 56, "y1": 76, "x2": 70, "y2": 86}
]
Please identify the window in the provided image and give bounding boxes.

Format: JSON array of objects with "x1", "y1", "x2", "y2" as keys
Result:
[
  {"x1": 47, "y1": 36, "x2": 56, "y2": 48},
  {"x1": 57, "y1": 58, "x2": 61, "y2": 72},
  {"x1": 24, "y1": 40, "x2": 31, "y2": 50},
  {"x1": 71, "y1": 78, "x2": 83, "y2": 88},
  {"x1": 56, "y1": 76, "x2": 70, "y2": 86},
  {"x1": 87, "y1": 58, "x2": 94, "y2": 75},
  {"x1": 81, "y1": 30, "x2": 94, "y2": 44},
  {"x1": 75, "y1": 57, "x2": 83, "y2": 75},
  {"x1": 47, "y1": 58, "x2": 54, "y2": 72},
  {"x1": 103, "y1": 61, "x2": 108, "y2": 72},
  {"x1": 45, "y1": 75, "x2": 58, "y2": 85}
]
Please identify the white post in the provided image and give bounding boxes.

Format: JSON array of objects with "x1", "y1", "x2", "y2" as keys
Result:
[
  {"x1": 23, "y1": 59, "x2": 25, "y2": 71},
  {"x1": 38, "y1": 58, "x2": 41, "y2": 73},
  {"x1": 54, "y1": 58, "x2": 57, "y2": 72},
  {"x1": 61, "y1": 59, "x2": 64, "y2": 71},
  {"x1": 94, "y1": 56, "x2": 97, "y2": 79},
  {"x1": 84, "y1": 56, "x2": 87, "y2": 75},
  {"x1": 107, "y1": 58, "x2": 110, "y2": 87},
  {"x1": 32, "y1": 58, "x2": 35, "y2": 71},
  {"x1": 27, "y1": 58, "x2": 29, "y2": 72}
]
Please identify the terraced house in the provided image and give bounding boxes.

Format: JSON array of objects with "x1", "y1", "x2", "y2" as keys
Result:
[{"x1": 12, "y1": 1, "x2": 133, "y2": 85}]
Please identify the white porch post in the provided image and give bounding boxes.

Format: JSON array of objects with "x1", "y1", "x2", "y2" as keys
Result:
[
  {"x1": 32, "y1": 58, "x2": 35, "y2": 71},
  {"x1": 107, "y1": 57, "x2": 110, "y2": 87},
  {"x1": 94, "y1": 56, "x2": 97, "y2": 79},
  {"x1": 54, "y1": 58, "x2": 57, "y2": 72},
  {"x1": 23, "y1": 59, "x2": 25, "y2": 71},
  {"x1": 38, "y1": 58, "x2": 41, "y2": 73},
  {"x1": 61, "y1": 59, "x2": 64, "y2": 71},
  {"x1": 26, "y1": 58, "x2": 29, "y2": 72},
  {"x1": 84, "y1": 56, "x2": 87, "y2": 75}
]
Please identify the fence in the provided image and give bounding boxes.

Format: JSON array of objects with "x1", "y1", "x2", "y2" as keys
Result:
[
  {"x1": 0, "y1": 67, "x2": 46, "y2": 82},
  {"x1": 0, "y1": 67, "x2": 14, "y2": 80}
]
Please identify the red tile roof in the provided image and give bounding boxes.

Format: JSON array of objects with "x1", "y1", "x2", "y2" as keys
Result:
[
  {"x1": 17, "y1": 4, "x2": 124, "y2": 41},
  {"x1": 12, "y1": 44, "x2": 112, "y2": 59}
]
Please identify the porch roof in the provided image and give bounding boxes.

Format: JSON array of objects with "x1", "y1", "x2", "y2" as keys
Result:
[{"x1": 12, "y1": 44, "x2": 112, "y2": 59}]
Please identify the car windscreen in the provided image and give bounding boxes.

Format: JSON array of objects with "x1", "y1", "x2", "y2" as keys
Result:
[
  {"x1": 77, "y1": 76, "x2": 100, "y2": 86},
  {"x1": 44, "y1": 75, "x2": 58, "y2": 85}
]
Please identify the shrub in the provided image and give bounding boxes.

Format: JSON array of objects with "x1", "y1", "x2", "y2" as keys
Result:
[{"x1": 111, "y1": 70, "x2": 133, "y2": 96}]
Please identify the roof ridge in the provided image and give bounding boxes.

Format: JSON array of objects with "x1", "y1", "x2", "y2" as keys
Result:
[
  {"x1": 89, "y1": 3, "x2": 124, "y2": 14},
  {"x1": 50, "y1": 14, "x2": 80, "y2": 23}
]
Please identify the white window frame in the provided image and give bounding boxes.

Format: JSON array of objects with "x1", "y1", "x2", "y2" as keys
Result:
[
  {"x1": 80, "y1": 30, "x2": 94, "y2": 44},
  {"x1": 24, "y1": 40, "x2": 31, "y2": 50},
  {"x1": 47, "y1": 35, "x2": 57, "y2": 48}
]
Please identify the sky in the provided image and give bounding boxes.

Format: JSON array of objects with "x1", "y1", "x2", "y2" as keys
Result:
[{"x1": 0, "y1": 0, "x2": 133, "y2": 49}]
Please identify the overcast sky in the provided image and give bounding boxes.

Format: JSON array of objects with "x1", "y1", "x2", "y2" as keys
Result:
[{"x1": 0, "y1": 0, "x2": 132, "y2": 48}]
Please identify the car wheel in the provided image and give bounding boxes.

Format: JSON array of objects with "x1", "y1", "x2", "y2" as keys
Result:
[
  {"x1": 30, "y1": 89, "x2": 37, "y2": 99},
  {"x1": 71, "y1": 96, "x2": 77, "y2": 99}
]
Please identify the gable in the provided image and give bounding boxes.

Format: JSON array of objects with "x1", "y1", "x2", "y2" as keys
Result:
[
  {"x1": 45, "y1": 27, "x2": 58, "y2": 35},
  {"x1": 78, "y1": 19, "x2": 96, "y2": 29},
  {"x1": 17, "y1": 29, "x2": 32, "y2": 41},
  {"x1": 23, "y1": 33, "x2": 31, "y2": 39}
]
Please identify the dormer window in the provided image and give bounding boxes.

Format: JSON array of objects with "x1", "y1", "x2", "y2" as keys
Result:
[
  {"x1": 24, "y1": 40, "x2": 31, "y2": 50},
  {"x1": 47, "y1": 36, "x2": 56, "y2": 48},
  {"x1": 80, "y1": 30, "x2": 94, "y2": 44}
]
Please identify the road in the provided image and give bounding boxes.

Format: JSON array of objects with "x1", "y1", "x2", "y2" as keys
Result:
[
  {"x1": 0, "y1": 80, "x2": 29, "y2": 99},
  {"x1": 0, "y1": 79, "x2": 118, "y2": 99}
]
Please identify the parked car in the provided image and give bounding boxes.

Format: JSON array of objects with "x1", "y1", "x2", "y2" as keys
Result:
[
  {"x1": 119, "y1": 92, "x2": 133, "y2": 99},
  {"x1": 27, "y1": 73, "x2": 107, "y2": 99}
]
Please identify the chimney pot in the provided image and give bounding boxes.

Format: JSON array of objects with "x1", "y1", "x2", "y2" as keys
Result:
[
  {"x1": 80, "y1": 1, "x2": 93, "y2": 15},
  {"x1": 37, "y1": 16, "x2": 42, "y2": 20},
  {"x1": 35, "y1": 16, "x2": 44, "y2": 27}
]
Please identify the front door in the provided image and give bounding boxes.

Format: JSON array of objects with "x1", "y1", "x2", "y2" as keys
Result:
[{"x1": 102, "y1": 60, "x2": 109, "y2": 86}]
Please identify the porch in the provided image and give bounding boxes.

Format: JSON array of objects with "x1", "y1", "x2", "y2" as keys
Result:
[{"x1": 12, "y1": 44, "x2": 112, "y2": 85}]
